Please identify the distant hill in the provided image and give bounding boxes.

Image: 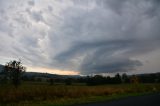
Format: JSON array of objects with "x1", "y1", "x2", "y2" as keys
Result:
[
  {"x1": 0, "y1": 64, "x2": 81, "y2": 78},
  {"x1": 0, "y1": 63, "x2": 159, "y2": 79},
  {"x1": 23, "y1": 72, "x2": 61, "y2": 78},
  {"x1": 23, "y1": 72, "x2": 81, "y2": 79}
]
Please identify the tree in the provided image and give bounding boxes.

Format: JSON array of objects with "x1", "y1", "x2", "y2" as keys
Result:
[
  {"x1": 114, "y1": 73, "x2": 122, "y2": 84},
  {"x1": 65, "y1": 78, "x2": 72, "y2": 85},
  {"x1": 86, "y1": 75, "x2": 107, "y2": 85},
  {"x1": 3, "y1": 60, "x2": 26, "y2": 88},
  {"x1": 49, "y1": 78, "x2": 54, "y2": 85},
  {"x1": 130, "y1": 75, "x2": 139, "y2": 84},
  {"x1": 122, "y1": 73, "x2": 130, "y2": 83}
]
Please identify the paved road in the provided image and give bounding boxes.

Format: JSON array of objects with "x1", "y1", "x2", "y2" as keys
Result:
[{"x1": 76, "y1": 93, "x2": 160, "y2": 106}]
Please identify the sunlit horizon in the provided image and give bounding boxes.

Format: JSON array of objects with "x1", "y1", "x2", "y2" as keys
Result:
[{"x1": 27, "y1": 66, "x2": 80, "y2": 75}]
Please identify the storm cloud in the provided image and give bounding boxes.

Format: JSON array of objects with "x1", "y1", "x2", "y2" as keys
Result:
[{"x1": 0, "y1": 0, "x2": 160, "y2": 74}]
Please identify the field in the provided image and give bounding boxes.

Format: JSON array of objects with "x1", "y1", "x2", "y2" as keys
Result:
[{"x1": 0, "y1": 82, "x2": 160, "y2": 106}]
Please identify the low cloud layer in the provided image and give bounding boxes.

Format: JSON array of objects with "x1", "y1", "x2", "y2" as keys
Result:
[{"x1": 0, "y1": 0, "x2": 160, "y2": 74}]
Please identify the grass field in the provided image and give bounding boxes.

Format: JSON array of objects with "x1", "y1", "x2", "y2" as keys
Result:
[{"x1": 0, "y1": 82, "x2": 160, "y2": 106}]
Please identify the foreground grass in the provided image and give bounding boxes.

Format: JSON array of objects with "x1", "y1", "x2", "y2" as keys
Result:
[{"x1": 0, "y1": 83, "x2": 160, "y2": 106}]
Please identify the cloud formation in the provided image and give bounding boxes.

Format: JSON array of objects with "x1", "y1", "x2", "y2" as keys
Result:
[{"x1": 0, "y1": 0, "x2": 160, "y2": 74}]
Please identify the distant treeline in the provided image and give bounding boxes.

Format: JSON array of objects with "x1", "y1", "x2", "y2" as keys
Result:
[
  {"x1": 0, "y1": 60, "x2": 159, "y2": 87},
  {"x1": 21, "y1": 73, "x2": 160, "y2": 85}
]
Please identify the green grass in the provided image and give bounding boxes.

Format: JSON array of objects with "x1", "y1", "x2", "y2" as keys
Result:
[{"x1": 0, "y1": 83, "x2": 160, "y2": 106}]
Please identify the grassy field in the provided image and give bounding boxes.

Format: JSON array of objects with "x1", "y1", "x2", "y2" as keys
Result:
[{"x1": 0, "y1": 82, "x2": 160, "y2": 106}]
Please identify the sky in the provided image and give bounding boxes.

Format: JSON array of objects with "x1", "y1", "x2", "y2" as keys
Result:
[{"x1": 0, "y1": 0, "x2": 160, "y2": 75}]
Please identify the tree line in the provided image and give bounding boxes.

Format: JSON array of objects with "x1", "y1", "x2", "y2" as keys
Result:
[
  {"x1": 0, "y1": 60, "x2": 160, "y2": 87},
  {"x1": 59, "y1": 73, "x2": 160, "y2": 86},
  {"x1": 22, "y1": 72, "x2": 160, "y2": 86}
]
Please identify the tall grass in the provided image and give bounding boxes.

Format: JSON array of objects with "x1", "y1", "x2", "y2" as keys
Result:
[{"x1": 0, "y1": 83, "x2": 160, "y2": 105}]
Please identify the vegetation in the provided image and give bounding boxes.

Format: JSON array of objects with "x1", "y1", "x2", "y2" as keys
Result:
[
  {"x1": 0, "y1": 60, "x2": 160, "y2": 105},
  {"x1": 48, "y1": 78, "x2": 54, "y2": 85},
  {"x1": 0, "y1": 83, "x2": 160, "y2": 105},
  {"x1": 2, "y1": 60, "x2": 26, "y2": 88}
]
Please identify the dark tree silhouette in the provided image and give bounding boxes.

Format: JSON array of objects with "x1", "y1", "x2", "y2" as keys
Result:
[
  {"x1": 49, "y1": 78, "x2": 54, "y2": 85},
  {"x1": 114, "y1": 73, "x2": 122, "y2": 84},
  {"x1": 65, "y1": 78, "x2": 72, "y2": 85},
  {"x1": 4, "y1": 60, "x2": 26, "y2": 88},
  {"x1": 122, "y1": 73, "x2": 130, "y2": 83}
]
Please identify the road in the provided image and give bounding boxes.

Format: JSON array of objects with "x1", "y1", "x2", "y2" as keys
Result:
[{"x1": 75, "y1": 93, "x2": 160, "y2": 106}]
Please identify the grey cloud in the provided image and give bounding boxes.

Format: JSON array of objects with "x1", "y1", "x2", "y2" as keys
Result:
[
  {"x1": 54, "y1": 39, "x2": 132, "y2": 61},
  {"x1": 28, "y1": 0, "x2": 35, "y2": 6},
  {"x1": 50, "y1": 0, "x2": 160, "y2": 74},
  {"x1": 97, "y1": 0, "x2": 160, "y2": 16},
  {"x1": 26, "y1": 9, "x2": 44, "y2": 22},
  {"x1": 53, "y1": 38, "x2": 144, "y2": 74},
  {"x1": 48, "y1": 6, "x2": 53, "y2": 12},
  {"x1": 96, "y1": 0, "x2": 127, "y2": 14},
  {"x1": 0, "y1": 0, "x2": 160, "y2": 74},
  {"x1": 30, "y1": 11, "x2": 44, "y2": 22},
  {"x1": 80, "y1": 58, "x2": 142, "y2": 74}
]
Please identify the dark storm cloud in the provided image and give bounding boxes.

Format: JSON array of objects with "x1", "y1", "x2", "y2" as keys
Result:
[
  {"x1": 80, "y1": 58, "x2": 142, "y2": 74},
  {"x1": 51, "y1": 0, "x2": 160, "y2": 74},
  {"x1": 54, "y1": 38, "x2": 145, "y2": 74},
  {"x1": 54, "y1": 39, "x2": 132, "y2": 61},
  {"x1": 96, "y1": 0, "x2": 127, "y2": 14},
  {"x1": 0, "y1": 0, "x2": 160, "y2": 74}
]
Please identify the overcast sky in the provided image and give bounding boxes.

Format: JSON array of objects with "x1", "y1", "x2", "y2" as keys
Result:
[{"x1": 0, "y1": 0, "x2": 160, "y2": 75}]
